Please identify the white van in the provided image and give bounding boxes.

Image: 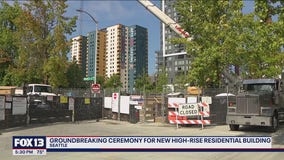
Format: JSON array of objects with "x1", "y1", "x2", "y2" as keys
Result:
[{"x1": 27, "y1": 84, "x2": 56, "y2": 96}]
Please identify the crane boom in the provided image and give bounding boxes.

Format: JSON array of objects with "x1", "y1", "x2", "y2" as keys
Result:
[
  {"x1": 137, "y1": 0, "x2": 241, "y2": 89},
  {"x1": 137, "y1": 0, "x2": 190, "y2": 39}
]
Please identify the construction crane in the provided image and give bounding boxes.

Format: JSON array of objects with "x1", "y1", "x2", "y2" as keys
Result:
[
  {"x1": 137, "y1": 0, "x2": 190, "y2": 40},
  {"x1": 137, "y1": 0, "x2": 241, "y2": 90}
]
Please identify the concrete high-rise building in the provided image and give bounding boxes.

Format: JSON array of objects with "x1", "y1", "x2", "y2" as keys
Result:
[
  {"x1": 120, "y1": 26, "x2": 129, "y2": 93},
  {"x1": 158, "y1": 0, "x2": 191, "y2": 84},
  {"x1": 86, "y1": 31, "x2": 96, "y2": 79},
  {"x1": 71, "y1": 24, "x2": 148, "y2": 94},
  {"x1": 105, "y1": 24, "x2": 125, "y2": 78},
  {"x1": 71, "y1": 35, "x2": 87, "y2": 77},
  {"x1": 105, "y1": 24, "x2": 129, "y2": 92},
  {"x1": 97, "y1": 30, "x2": 107, "y2": 77},
  {"x1": 87, "y1": 30, "x2": 107, "y2": 78},
  {"x1": 155, "y1": 50, "x2": 164, "y2": 73},
  {"x1": 128, "y1": 25, "x2": 148, "y2": 94},
  {"x1": 105, "y1": 24, "x2": 148, "y2": 93}
]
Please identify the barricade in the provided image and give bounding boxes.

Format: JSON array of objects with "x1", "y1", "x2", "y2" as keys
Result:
[
  {"x1": 168, "y1": 100, "x2": 211, "y2": 127},
  {"x1": 198, "y1": 102, "x2": 210, "y2": 118}
]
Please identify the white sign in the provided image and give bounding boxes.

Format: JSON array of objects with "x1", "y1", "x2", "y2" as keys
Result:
[
  {"x1": 0, "y1": 96, "x2": 5, "y2": 120},
  {"x1": 178, "y1": 103, "x2": 199, "y2": 116},
  {"x1": 12, "y1": 97, "x2": 27, "y2": 115},
  {"x1": 112, "y1": 93, "x2": 119, "y2": 112},
  {"x1": 135, "y1": 106, "x2": 142, "y2": 110},
  {"x1": 201, "y1": 96, "x2": 212, "y2": 104},
  {"x1": 5, "y1": 102, "x2": 11, "y2": 109},
  {"x1": 47, "y1": 95, "x2": 53, "y2": 101},
  {"x1": 120, "y1": 96, "x2": 130, "y2": 114},
  {"x1": 130, "y1": 95, "x2": 143, "y2": 100},
  {"x1": 187, "y1": 96, "x2": 197, "y2": 103},
  {"x1": 104, "y1": 97, "x2": 112, "y2": 109},
  {"x1": 130, "y1": 101, "x2": 138, "y2": 105},
  {"x1": 168, "y1": 97, "x2": 186, "y2": 108},
  {"x1": 68, "y1": 98, "x2": 74, "y2": 110}
]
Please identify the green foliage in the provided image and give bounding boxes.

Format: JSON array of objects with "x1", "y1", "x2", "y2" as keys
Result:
[
  {"x1": 134, "y1": 72, "x2": 154, "y2": 93},
  {"x1": 104, "y1": 74, "x2": 122, "y2": 91},
  {"x1": 43, "y1": 55, "x2": 68, "y2": 88},
  {"x1": 174, "y1": 73, "x2": 189, "y2": 86},
  {"x1": 66, "y1": 62, "x2": 86, "y2": 88},
  {"x1": 0, "y1": 1, "x2": 22, "y2": 85},
  {"x1": 0, "y1": 0, "x2": 77, "y2": 86},
  {"x1": 155, "y1": 67, "x2": 168, "y2": 93},
  {"x1": 96, "y1": 75, "x2": 105, "y2": 89},
  {"x1": 175, "y1": 0, "x2": 284, "y2": 87}
]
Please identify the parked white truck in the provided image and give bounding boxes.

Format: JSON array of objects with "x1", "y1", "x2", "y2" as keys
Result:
[
  {"x1": 26, "y1": 84, "x2": 56, "y2": 96},
  {"x1": 0, "y1": 84, "x2": 56, "y2": 96}
]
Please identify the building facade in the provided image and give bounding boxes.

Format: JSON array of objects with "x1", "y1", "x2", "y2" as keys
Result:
[
  {"x1": 86, "y1": 31, "x2": 96, "y2": 79},
  {"x1": 102, "y1": 24, "x2": 149, "y2": 93},
  {"x1": 158, "y1": 0, "x2": 191, "y2": 84},
  {"x1": 71, "y1": 35, "x2": 87, "y2": 77},
  {"x1": 97, "y1": 30, "x2": 107, "y2": 77},
  {"x1": 71, "y1": 24, "x2": 148, "y2": 94},
  {"x1": 128, "y1": 25, "x2": 148, "y2": 94},
  {"x1": 105, "y1": 24, "x2": 125, "y2": 78},
  {"x1": 87, "y1": 30, "x2": 107, "y2": 78}
]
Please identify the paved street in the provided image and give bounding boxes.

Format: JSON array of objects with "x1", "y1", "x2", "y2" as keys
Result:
[{"x1": 1, "y1": 119, "x2": 284, "y2": 160}]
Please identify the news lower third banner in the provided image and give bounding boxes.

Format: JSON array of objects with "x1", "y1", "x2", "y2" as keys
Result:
[{"x1": 12, "y1": 136, "x2": 273, "y2": 155}]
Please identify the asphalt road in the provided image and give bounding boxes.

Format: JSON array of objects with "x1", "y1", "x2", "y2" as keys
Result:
[{"x1": 1, "y1": 120, "x2": 284, "y2": 160}]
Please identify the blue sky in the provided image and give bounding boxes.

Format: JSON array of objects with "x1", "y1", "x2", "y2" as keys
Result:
[
  {"x1": 3, "y1": 0, "x2": 254, "y2": 75},
  {"x1": 65, "y1": 0, "x2": 255, "y2": 75},
  {"x1": 66, "y1": 0, "x2": 161, "y2": 75}
]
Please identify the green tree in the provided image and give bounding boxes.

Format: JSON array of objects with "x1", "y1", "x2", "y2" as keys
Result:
[
  {"x1": 174, "y1": 0, "x2": 245, "y2": 87},
  {"x1": 134, "y1": 72, "x2": 154, "y2": 93},
  {"x1": 241, "y1": 0, "x2": 284, "y2": 79},
  {"x1": 4, "y1": 0, "x2": 77, "y2": 86},
  {"x1": 104, "y1": 74, "x2": 122, "y2": 91},
  {"x1": 173, "y1": 73, "x2": 189, "y2": 92},
  {"x1": 65, "y1": 62, "x2": 85, "y2": 88},
  {"x1": 96, "y1": 75, "x2": 105, "y2": 89},
  {"x1": 0, "y1": 1, "x2": 22, "y2": 85},
  {"x1": 174, "y1": 0, "x2": 284, "y2": 86},
  {"x1": 155, "y1": 68, "x2": 168, "y2": 93},
  {"x1": 174, "y1": 73, "x2": 189, "y2": 87}
]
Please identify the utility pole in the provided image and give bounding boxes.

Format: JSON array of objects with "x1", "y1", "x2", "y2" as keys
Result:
[{"x1": 76, "y1": 9, "x2": 98, "y2": 85}]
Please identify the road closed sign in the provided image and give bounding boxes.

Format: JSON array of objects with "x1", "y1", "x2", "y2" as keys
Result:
[{"x1": 178, "y1": 103, "x2": 199, "y2": 116}]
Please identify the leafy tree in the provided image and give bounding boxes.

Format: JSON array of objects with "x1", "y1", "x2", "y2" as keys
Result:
[
  {"x1": 3, "y1": 0, "x2": 77, "y2": 86},
  {"x1": 65, "y1": 62, "x2": 86, "y2": 88},
  {"x1": 241, "y1": 0, "x2": 284, "y2": 79},
  {"x1": 134, "y1": 72, "x2": 154, "y2": 93},
  {"x1": 173, "y1": 73, "x2": 189, "y2": 92},
  {"x1": 96, "y1": 75, "x2": 105, "y2": 89},
  {"x1": 174, "y1": 0, "x2": 245, "y2": 86},
  {"x1": 174, "y1": 73, "x2": 189, "y2": 87},
  {"x1": 0, "y1": 1, "x2": 22, "y2": 85},
  {"x1": 155, "y1": 67, "x2": 168, "y2": 93},
  {"x1": 174, "y1": 0, "x2": 284, "y2": 87},
  {"x1": 104, "y1": 74, "x2": 122, "y2": 91}
]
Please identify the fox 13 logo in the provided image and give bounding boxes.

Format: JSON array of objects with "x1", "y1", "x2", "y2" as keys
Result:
[{"x1": 13, "y1": 136, "x2": 46, "y2": 149}]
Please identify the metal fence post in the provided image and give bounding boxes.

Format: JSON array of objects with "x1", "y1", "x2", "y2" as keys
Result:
[{"x1": 26, "y1": 96, "x2": 30, "y2": 125}]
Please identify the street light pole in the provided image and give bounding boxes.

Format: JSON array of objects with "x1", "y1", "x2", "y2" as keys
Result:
[{"x1": 76, "y1": 9, "x2": 98, "y2": 84}]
